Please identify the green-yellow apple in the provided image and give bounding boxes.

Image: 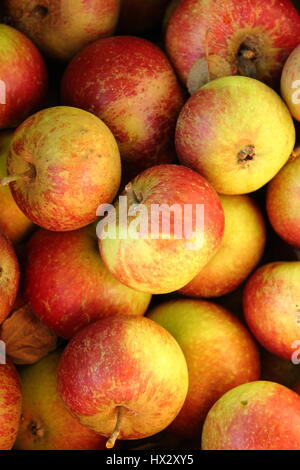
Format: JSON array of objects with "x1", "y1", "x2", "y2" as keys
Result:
[
  {"x1": 165, "y1": 0, "x2": 300, "y2": 88},
  {"x1": 0, "y1": 233, "x2": 19, "y2": 325},
  {"x1": 0, "y1": 131, "x2": 34, "y2": 244},
  {"x1": 267, "y1": 154, "x2": 300, "y2": 248},
  {"x1": 4, "y1": 0, "x2": 120, "y2": 61},
  {"x1": 99, "y1": 164, "x2": 224, "y2": 294},
  {"x1": 176, "y1": 76, "x2": 295, "y2": 195},
  {"x1": 179, "y1": 195, "x2": 266, "y2": 298},
  {"x1": 58, "y1": 315, "x2": 189, "y2": 448},
  {"x1": 61, "y1": 36, "x2": 184, "y2": 181},
  {"x1": 0, "y1": 361, "x2": 22, "y2": 450},
  {"x1": 15, "y1": 351, "x2": 107, "y2": 450},
  {"x1": 244, "y1": 261, "x2": 300, "y2": 360},
  {"x1": 281, "y1": 43, "x2": 300, "y2": 121},
  {"x1": 0, "y1": 24, "x2": 47, "y2": 129},
  {"x1": 148, "y1": 299, "x2": 260, "y2": 439},
  {"x1": 261, "y1": 350, "x2": 300, "y2": 389},
  {"x1": 4, "y1": 106, "x2": 121, "y2": 232},
  {"x1": 202, "y1": 381, "x2": 300, "y2": 450},
  {"x1": 24, "y1": 226, "x2": 152, "y2": 339}
]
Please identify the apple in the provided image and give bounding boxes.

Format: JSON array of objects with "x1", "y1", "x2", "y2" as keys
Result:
[
  {"x1": 57, "y1": 315, "x2": 189, "y2": 448},
  {"x1": 0, "y1": 233, "x2": 19, "y2": 325},
  {"x1": 24, "y1": 226, "x2": 152, "y2": 339},
  {"x1": 281, "y1": 43, "x2": 300, "y2": 121},
  {"x1": 3, "y1": 0, "x2": 120, "y2": 61},
  {"x1": 266, "y1": 153, "x2": 300, "y2": 248},
  {"x1": 165, "y1": 0, "x2": 300, "y2": 89},
  {"x1": 148, "y1": 299, "x2": 260, "y2": 439},
  {"x1": 202, "y1": 381, "x2": 300, "y2": 450},
  {"x1": 261, "y1": 350, "x2": 300, "y2": 389},
  {"x1": 179, "y1": 195, "x2": 266, "y2": 298},
  {"x1": 0, "y1": 24, "x2": 47, "y2": 129},
  {"x1": 118, "y1": 0, "x2": 169, "y2": 34},
  {"x1": 176, "y1": 76, "x2": 295, "y2": 195},
  {"x1": 99, "y1": 164, "x2": 225, "y2": 294},
  {"x1": 243, "y1": 261, "x2": 300, "y2": 360},
  {"x1": 0, "y1": 131, "x2": 34, "y2": 244},
  {"x1": 4, "y1": 106, "x2": 121, "y2": 232},
  {"x1": 0, "y1": 361, "x2": 22, "y2": 450},
  {"x1": 61, "y1": 36, "x2": 184, "y2": 180},
  {"x1": 15, "y1": 351, "x2": 107, "y2": 450}
]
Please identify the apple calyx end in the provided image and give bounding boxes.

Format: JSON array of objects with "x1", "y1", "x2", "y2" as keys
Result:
[
  {"x1": 237, "y1": 145, "x2": 256, "y2": 166},
  {"x1": 106, "y1": 406, "x2": 125, "y2": 449},
  {"x1": 28, "y1": 419, "x2": 45, "y2": 440}
]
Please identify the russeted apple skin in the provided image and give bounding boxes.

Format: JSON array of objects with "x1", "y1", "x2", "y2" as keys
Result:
[
  {"x1": 61, "y1": 36, "x2": 184, "y2": 180},
  {"x1": 8, "y1": 106, "x2": 121, "y2": 232},
  {"x1": 99, "y1": 164, "x2": 225, "y2": 294},
  {"x1": 165, "y1": 0, "x2": 300, "y2": 86},
  {"x1": 0, "y1": 361, "x2": 22, "y2": 450},
  {"x1": 267, "y1": 156, "x2": 300, "y2": 248},
  {"x1": 4, "y1": 0, "x2": 120, "y2": 61},
  {"x1": 243, "y1": 262, "x2": 300, "y2": 360},
  {"x1": 180, "y1": 195, "x2": 266, "y2": 298},
  {"x1": 15, "y1": 351, "x2": 107, "y2": 450},
  {"x1": 0, "y1": 24, "x2": 47, "y2": 129},
  {"x1": 202, "y1": 381, "x2": 300, "y2": 450},
  {"x1": 58, "y1": 315, "x2": 189, "y2": 440},
  {"x1": 281, "y1": 43, "x2": 300, "y2": 121},
  {"x1": 0, "y1": 131, "x2": 34, "y2": 244},
  {"x1": 0, "y1": 233, "x2": 20, "y2": 325},
  {"x1": 148, "y1": 299, "x2": 260, "y2": 439},
  {"x1": 176, "y1": 76, "x2": 295, "y2": 195},
  {"x1": 24, "y1": 226, "x2": 152, "y2": 339}
]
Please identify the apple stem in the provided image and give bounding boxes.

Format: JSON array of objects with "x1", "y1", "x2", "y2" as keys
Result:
[
  {"x1": 106, "y1": 406, "x2": 124, "y2": 449},
  {"x1": 125, "y1": 182, "x2": 143, "y2": 204},
  {"x1": 0, "y1": 171, "x2": 33, "y2": 187},
  {"x1": 289, "y1": 145, "x2": 300, "y2": 162}
]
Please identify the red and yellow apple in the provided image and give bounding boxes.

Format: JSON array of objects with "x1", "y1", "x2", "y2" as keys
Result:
[
  {"x1": 202, "y1": 381, "x2": 300, "y2": 450},
  {"x1": 4, "y1": 0, "x2": 120, "y2": 61},
  {"x1": 148, "y1": 299, "x2": 260, "y2": 439},
  {"x1": 243, "y1": 261, "x2": 300, "y2": 360},
  {"x1": 165, "y1": 0, "x2": 300, "y2": 88},
  {"x1": 61, "y1": 36, "x2": 184, "y2": 180},
  {"x1": 0, "y1": 131, "x2": 34, "y2": 244},
  {"x1": 0, "y1": 361, "x2": 22, "y2": 450},
  {"x1": 6, "y1": 106, "x2": 121, "y2": 232},
  {"x1": 58, "y1": 315, "x2": 189, "y2": 447},
  {"x1": 281, "y1": 43, "x2": 300, "y2": 121},
  {"x1": 267, "y1": 154, "x2": 300, "y2": 248},
  {"x1": 0, "y1": 233, "x2": 19, "y2": 325},
  {"x1": 176, "y1": 76, "x2": 295, "y2": 195},
  {"x1": 99, "y1": 164, "x2": 225, "y2": 294},
  {"x1": 24, "y1": 226, "x2": 152, "y2": 339},
  {"x1": 15, "y1": 351, "x2": 107, "y2": 450},
  {"x1": 0, "y1": 24, "x2": 47, "y2": 129},
  {"x1": 180, "y1": 195, "x2": 266, "y2": 298}
]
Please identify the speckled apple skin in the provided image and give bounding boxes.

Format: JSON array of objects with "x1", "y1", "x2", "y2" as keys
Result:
[
  {"x1": 165, "y1": 0, "x2": 300, "y2": 86},
  {"x1": 0, "y1": 361, "x2": 22, "y2": 450},
  {"x1": 58, "y1": 315, "x2": 189, "y2": 440},
  {"x1": 176, "y1": 76, "x2": 295, "y2": 195},
  {"x1": 61, "y1": 36, "x2": 184, "y2": 178},
  {"x1": 24, "y1": 226, "x2": 152, "y2": 339},
  {"x1": 99, "y1": 164, "x2": 225, "y2": 294},
  {"x1": 0, "y1": 24, "x2": 47, "y2": 129},
  {"x1": 0, "y1": 233, "x2": 19, "y2": 325},
  {"x1": 4, "y1": 0, "x2": 120, "y2": 61},
  {"x1": 202, "y1": 381, "x2": 300, "y2": 450},
  {"x1": 15, "y1": 351, "x2": 107, "y2": 450},
  {"x1": 8, "y1": 106, "x2": 121, "y2": 232},
  {"x1": 148, "y1": 299, "x2": 260, "y2": 439},
  {"x1": 243, "y1": 262, "x2": 300, "y2": 360}
]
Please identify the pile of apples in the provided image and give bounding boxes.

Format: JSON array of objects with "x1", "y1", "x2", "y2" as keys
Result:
[{"x1": 2, "y1": 0, "x2": 300, "y2": 452}]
